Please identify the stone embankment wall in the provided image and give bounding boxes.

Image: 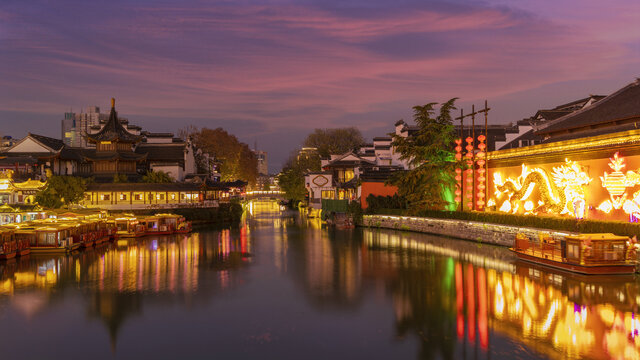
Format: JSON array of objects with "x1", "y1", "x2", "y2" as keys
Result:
[{"x1": 362, "y1": 215, "x2": 575, "y2": 247}]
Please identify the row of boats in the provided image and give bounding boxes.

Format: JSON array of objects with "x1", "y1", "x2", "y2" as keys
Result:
[{"x1": 0, "y1": 213, "x2": 192, "y2": 259}]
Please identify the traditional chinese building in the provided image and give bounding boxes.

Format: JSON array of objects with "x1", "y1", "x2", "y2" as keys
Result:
[
  {"x1": 0, "y1": 170, "x2": 46, "y2": 205},
  {"x1": 83, "y1": 98, "x2": 147, "y2": 181},
  {"x1": 481, "y1": 79, "x2": 640, "y2": 222}
]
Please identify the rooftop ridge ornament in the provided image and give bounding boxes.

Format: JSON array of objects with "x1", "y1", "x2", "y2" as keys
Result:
[{"x1": 111, "y1": 97, "x2": 115, "y2": 108}]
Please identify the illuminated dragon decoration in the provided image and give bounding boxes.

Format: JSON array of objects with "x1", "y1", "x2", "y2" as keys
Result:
[{"x1": 492, "y1": 160, "x2": 591, "y2": 216}]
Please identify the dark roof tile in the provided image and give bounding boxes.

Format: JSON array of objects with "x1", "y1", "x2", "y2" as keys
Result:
[
  {"x1": 537, "y1": 80, "x2": 640, "y2": 136},
  {"x1": 85, "y1": 100, "x2": 142, "y2": 143}
]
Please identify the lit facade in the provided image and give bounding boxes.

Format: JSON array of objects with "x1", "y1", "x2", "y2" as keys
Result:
[
  {"x1": 0, "y1": 170, "x2": 46, "y2": 205},
  {"x1": 486, "y1": 129, "x2": 640, "y2": 221}
]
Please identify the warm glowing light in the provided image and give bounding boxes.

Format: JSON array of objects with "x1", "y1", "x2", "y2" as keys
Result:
[
  {"x1": 524, "y1": 201, "x2": 534, "y2": 212},
  {"x1": 492, "y1": 159, "x2": 590, "y2": 216}
]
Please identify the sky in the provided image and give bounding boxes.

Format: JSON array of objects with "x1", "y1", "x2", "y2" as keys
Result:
[{"x1": 1, "y1": 0, "x2": 639, "y2": 172}]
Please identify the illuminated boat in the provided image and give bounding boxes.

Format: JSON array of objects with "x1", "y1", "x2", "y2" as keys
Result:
[
  {"x1": 112, "y1": 216, "x2": 146, "y2": 238},
  {"x1": 27, "y1": 224, "x2": 81, "y2": 253},
  {"x1": 90, "y1": 220, "x2": 111, "y2": 245},
  {"x1": 512, "y1": 233, "x2": 636, "y2": 275},
  {"x1": 0, "y1": 228, "x2": 18, "y2": 260},
  {"x1": 141, "y1": 215, "x2": 173, "y2": 235}
]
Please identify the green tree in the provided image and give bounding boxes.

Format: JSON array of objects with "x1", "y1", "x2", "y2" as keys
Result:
[
  {"x1": 35, "y1": 175, "x2": 88, "y2": 209},
  {"x1": 140, "y1": 170, "x2": 173, "y2": 183},
  {"x1": 112, "y1": 173, "x2": 128, "y2": 183},
  {"x1": 303, "y1": 128, "x2": 365, "y2": 158},
  {"x1": 278, "y1": 150, "x2": 321, "y2": 202},
  {"x1": 190, "y1": 127, "x2": 258, "y2": 185},
  {"x1": 388, "y1": 98, "x2": 458, "y2": 213}
]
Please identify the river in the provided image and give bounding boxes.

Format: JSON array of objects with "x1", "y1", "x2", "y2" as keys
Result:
[{"x1": 0, "y1": 205, "x2": 638, "y2": 359}]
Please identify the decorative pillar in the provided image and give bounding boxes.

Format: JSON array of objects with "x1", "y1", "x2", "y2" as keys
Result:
[
  {"x1": 465, "y1": 137, "x2": 474, "y2": 210},
  {"x1": 476, "y1": 135, "x2": 486, "y2": 211}
]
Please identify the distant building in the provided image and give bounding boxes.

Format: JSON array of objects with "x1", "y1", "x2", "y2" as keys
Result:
[
  {"x1": 4, "y1": 99, "x2": 199, "y2": 182},
  {"x1": 0, "y1": 136, "x2": 16, "y2": 149},
  {"x1": 62, "y1": 105, "x2": 141, "y2": 148},
  {"x1": 255, "y1": 150, "x2": 268, "y2": 175}
]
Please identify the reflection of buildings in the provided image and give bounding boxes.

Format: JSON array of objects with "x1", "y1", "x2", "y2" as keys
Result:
[
  {"x1": 288, "y1": 227, "x2": 363, "y2": 309},
  {"x1": 0, "y1": 228, "x2": 252, "y2": 348},
  {"x1": 364, "y1": 229, "x2": 640, "y2": 360}
]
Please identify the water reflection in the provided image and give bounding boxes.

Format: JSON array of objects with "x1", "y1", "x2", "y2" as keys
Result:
[
  {"x1": 1, "y1": 213, "x2": 640, "y2": 359},
  {"x1": 0, "y1": 226, "x2": 252, "y2": 349},
  {"x1": 363, "y1": 229, "x2": 640, "y2": 360}
]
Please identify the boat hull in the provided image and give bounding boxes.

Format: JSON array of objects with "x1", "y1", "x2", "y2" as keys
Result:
[
  {"x1": 512, "y1": 249, "x2": 636, "y2": 275},
  {"x1": 0, "y1": 252, "x2": 17, "y2": 260},
  {"x1": 146, "y1": 231, "x2": 172, "y2": 236},
  {"x1": 16, "y1": 248, "x2": 30, "y2": 257},
  {"x1": 30, "y1": 247, "x2": 75, "y2": 254}
]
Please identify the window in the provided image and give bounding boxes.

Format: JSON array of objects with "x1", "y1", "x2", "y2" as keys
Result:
[
  {"x1": 521, "y1": 140, "x2": 529, "y2": 146},
  {"x1": 120, "y1": 193, "x2": 127, "y2": 201},
  {"x1": 134, "y1": 193, "x2": 142, "y2": 201},
  {"x1": 321, "y1": 190, "x2": 334, "y2": 199},
  {"x1": 567, "y1": 244, "x2": 580, "y2": 260},
  {"x1": 170, "y1": 194, "x2": 176, "y2": 200},
  {"x1": 101, "y1": 194, "x2": 110, "y2": 201},
  {"x1": 337, "y1": 169, "x2": 354, "y2": 183}
]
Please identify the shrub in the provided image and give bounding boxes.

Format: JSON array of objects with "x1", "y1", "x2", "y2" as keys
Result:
[{"x1": 366, "y1": 208, "x2": 640, "y2": 237}]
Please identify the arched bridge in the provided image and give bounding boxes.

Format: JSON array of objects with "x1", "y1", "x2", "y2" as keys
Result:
[{"x1": 244, "y1": 190, "x2": 285, "y2": 201}]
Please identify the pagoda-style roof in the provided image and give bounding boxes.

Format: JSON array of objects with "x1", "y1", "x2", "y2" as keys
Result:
[
  {"x1": 13, "y1": 178, "x2": 46, "y2": 190},
  {"x1": 85, "y1": 99, "x2": 142, "y2": 144}
]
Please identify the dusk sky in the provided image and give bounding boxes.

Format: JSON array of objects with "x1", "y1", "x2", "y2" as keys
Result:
[{"x1": 1, "y1": 0, "x2": 639, "y2": 172}]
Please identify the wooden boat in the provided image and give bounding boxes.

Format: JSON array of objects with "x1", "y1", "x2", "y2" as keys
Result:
[
  {"x1": 29, "y1": 224, "x2": 81, "y2": 253},
  {"x1": 511, "y1": 232, "x2": 636, "y2": 275},
  {"x1": 112, "y1": 217, "x2": 146, "y2": 238},
  {"x1": 0, "y1": 228, "x2": 18, "y2": 260},
  {"x1": 142, "y1": 216, "x2": 173, "y2": 235}
]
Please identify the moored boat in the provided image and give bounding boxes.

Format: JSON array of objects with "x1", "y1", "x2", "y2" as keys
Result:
[
  {"x1": 0, "y1": 228, "x2": 18, "y2": 260},
  {"x1": 30, "y1": 224, "x2": 80, "y2": 253},
  {"x1": 112, "y1": 216, "x2": 146, "y2": 238},
  {"x1": 511, "y1": 232, "x2": 636, "y2": 275},
  {"x1": 142, "y1": 215, "x2": 173, "y2": 235}
]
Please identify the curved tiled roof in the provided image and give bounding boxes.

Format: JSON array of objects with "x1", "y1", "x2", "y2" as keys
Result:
[
  {"x1": 537, "y1": 80, "x2": 640, "y2": 136},
  {"x1": 85, "y1": 100, "x2": 141, "y2": 143},
  {"x1": 29, "y1": 133, "x2": 65, "y2": 151}
]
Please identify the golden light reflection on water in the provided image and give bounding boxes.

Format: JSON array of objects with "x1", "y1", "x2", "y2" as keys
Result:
[
  {"x1": 364, "y1": 230, "x2": 640, "y2": 360},
  {"x1": 0, "y1": 226, "x2": 252, "y2": 299}
]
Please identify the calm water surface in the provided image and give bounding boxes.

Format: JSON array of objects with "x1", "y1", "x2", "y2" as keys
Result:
[{"x1": 0, "y1": 206, "x2": 639, "y2": 359}]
